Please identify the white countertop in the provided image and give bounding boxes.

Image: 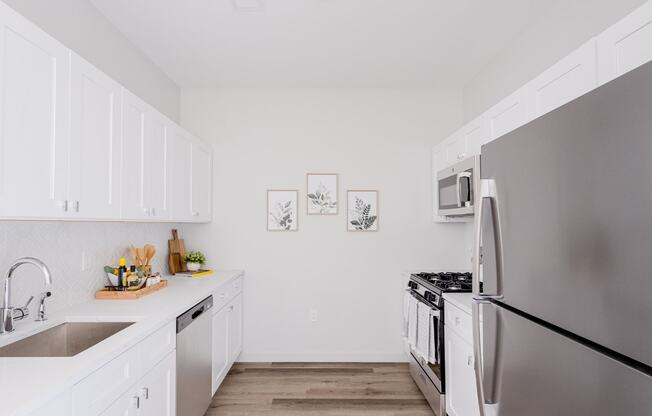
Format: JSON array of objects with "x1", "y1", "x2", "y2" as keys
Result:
[
  {"x1": 0, "y1": 270, "x2": 244, "y2": 416},
  {"x1": 443, "y1": 292, "x2": 473, "y2": 315}
]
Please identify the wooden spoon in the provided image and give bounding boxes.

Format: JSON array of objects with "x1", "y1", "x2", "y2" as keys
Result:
[
  {"x1": 129, "y1": 245, "x2": 138, "y2": 266},
  {"x1": 144, "y1": 245, "x2": 156, "y2": 266},
  {"x1": 136, "y1": 247, "x2": 145, "y2": 267}
]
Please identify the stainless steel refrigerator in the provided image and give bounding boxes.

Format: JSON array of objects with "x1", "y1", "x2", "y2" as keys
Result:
[{"x1": 472, "y1": 60, "x2": 652, "y2": 416}]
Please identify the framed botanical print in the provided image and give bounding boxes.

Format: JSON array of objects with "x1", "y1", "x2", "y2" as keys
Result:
[
  {"x1": 347, "y1": 190, "x2": 378, "y2": 231},
  {"x1": 306, "y1": 173, "x2": 338, "y2": 215},
  {"x1": 267, "y1": 190, "x2": 298, "y2": 231}
]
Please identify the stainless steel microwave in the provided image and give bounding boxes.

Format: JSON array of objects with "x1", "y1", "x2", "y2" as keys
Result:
[{"x1": 437, "y1": 155, "x2": 479, "y2": 216}]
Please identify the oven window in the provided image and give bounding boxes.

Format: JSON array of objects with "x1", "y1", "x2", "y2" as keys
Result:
[{"x1": 438, "y1": 175, "x2": 458, "y2": 210}]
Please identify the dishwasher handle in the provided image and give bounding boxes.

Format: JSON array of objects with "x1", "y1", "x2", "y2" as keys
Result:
[{"x1": 177, "y1": 295, "x2": 213, "y2": 333}]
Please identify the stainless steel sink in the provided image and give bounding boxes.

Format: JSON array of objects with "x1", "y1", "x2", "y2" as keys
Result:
[{"x1": 0, "y1": 322, "x2": 134, "y2": 357}]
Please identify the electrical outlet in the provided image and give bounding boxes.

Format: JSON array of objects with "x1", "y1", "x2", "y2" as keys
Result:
[
  {"x1": 310, "y1": 309, "x2": 318, "y2": 322},
  {"x1": 81, "y1": 251, "x2": 93, "y2": 272}
]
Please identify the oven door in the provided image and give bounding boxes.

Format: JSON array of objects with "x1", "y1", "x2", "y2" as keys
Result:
[
  {"x1": 437, "y1": 156, "x2": 478, "y2": 216},
  {"x1": 407, "y1": 291, "x2": 445, "y2": 388}
]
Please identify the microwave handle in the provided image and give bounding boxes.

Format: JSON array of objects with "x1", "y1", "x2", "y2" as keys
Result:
[{"x1": 458, "y1": 171, "x2": 472, "y2": 207}]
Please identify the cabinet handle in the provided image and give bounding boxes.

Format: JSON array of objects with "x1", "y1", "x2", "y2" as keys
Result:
[
  {"x1": 151, "y1": 207, "x2": 156, "y2": 216},
  {"x1": 132, "y1": 396, "x2": 140, "y2": 409},
  {"x1": 467, "y1": 355, "x2": 473, "y2": 366},
  {"x1": 140, "y1": 387, "x2": 149, "y2": 400},
  {"x1": 74, "y1": 200, "x2": 80, "y2": 212},
  {"x1": 143, "y1": 208, "x2": 150, "y2": 215},
  {"x1": 64, "y1": 200, "x2": 69, "y2": 212},
  {"x1": 228, "y1": 305, "x2": 234, "y2": 312},
  {"x1": 192, "y1": 211, "x2": 199, "y2": 217},
  {"x1": 455, "y1": 317, "x2": 461, "y2": 325}
]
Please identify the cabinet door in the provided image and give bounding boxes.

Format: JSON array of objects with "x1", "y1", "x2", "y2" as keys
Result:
[
  {"x1": 0, "y1": 3, "x2": 70, "y2": 218},
  {"x1": 191, "y1": 137, "x2": 212, "y2": 222},
  {"x1": 597, "y1": 2, "x2": 652, "y2": 85},
  {"x1": 143, "y1": 112, "x2": 169, "y2": 220},
  {"x1": 528, "y1": 39, "x2": 598, "y2": 118},
  {"x1": 100, "y1": 391, "x2": 139, "y2": 416},
  {"x1": 121, "y1": 90, "x2": 148, "y2": 220},
  {"x1": 460, "y1": 115, "x2": 489, "y2": 156},
  {"x1": 486, "y1": 86, "x2": 532, "y2": 141},
  {"x1": 228, "y1": 294, "x2": 243, "y2": 364},
  {"x1": 168, "y1": 128, "x2": 192, "y2": 221},
  {"x1": 212, "y1": 306, "x2": 230, "y2": 395},
  {"x1": 68, "y1": 52, "x2": 122, "y2": 219},
  {"x1": 445, "y1": 327, "x2": 480, "y2": 416},
  {"x1": 444, "y1": 133, "x2": 467, "y2": 166},
  {"x1": 29, "y1": 390, "x2": 72, "y2": 416},
  {"x1": 140, "y1": 352, "x2": 176, "y2": 416}
]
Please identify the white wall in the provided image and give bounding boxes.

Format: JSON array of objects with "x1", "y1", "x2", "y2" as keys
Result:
[
  {"x1": 180, "y1": 88, "x2": 469, "y2": 361},
  {"x1": 2, "y1": 0, "x2": 180, "y2": 121},
  {"x1": 463, "y1": 0, "x2": 648, "y2": 122}
]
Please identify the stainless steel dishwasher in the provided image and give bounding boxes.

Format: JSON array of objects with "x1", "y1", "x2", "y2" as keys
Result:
[{"x1": 177, "y1": 295, "x2": 213, "y2": 416}]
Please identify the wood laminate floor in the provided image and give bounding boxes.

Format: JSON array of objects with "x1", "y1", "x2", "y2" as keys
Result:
[{"x1": 205, "y1": 362, "x2": 435, "y2": 416}]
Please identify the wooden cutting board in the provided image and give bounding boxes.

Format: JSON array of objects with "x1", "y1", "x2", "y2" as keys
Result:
[{"x1": 168, "y1": 229, "x2": 187, "y2": 274}]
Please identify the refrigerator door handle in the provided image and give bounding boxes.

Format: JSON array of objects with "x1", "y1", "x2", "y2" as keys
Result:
[
  {"x1": 472, "y1": 300, "x2": 488, "y2": 416},
  {"x1": 473, "y1": 178, "x2": 504, "y2": 300}
]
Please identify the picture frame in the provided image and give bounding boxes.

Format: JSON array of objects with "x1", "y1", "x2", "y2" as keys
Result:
[
  {"x1": 267, "y1": 190, "x2": 299, "y2": 231},
  {"x1": 347, "y1": 190, "x2": 379, "y2": 232},
  {"x1": 306, "y1": 173, "x2": 338, "y2": 215}
]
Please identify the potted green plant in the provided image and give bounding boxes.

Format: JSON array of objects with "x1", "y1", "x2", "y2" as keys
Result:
[{"x1": 184, "y1": 251, "x2": 206, "y2": 272}]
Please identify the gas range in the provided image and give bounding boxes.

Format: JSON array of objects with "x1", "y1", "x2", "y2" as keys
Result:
[{"x1": 408, "y1": 272, "x2": 473, "y2": 308}]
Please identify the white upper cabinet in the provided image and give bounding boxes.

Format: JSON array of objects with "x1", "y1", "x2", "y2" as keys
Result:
[
  {"x1": 68, "y1": 53, "x2": 122, "y2": 219},
  {"x1": 121, "y1": 90, "x2": 149, "y2": 220},
  {"x1": 0, "y1": 3, "x2": 70, "y2": 218},
  {"x1": 0, "y1": 1, "x2": 213, "y2": 223},
  {"x1": 143, "y1": 110, "x2": 170, "y2": 221},
  {"x1": 191, "y1": 137, "x2": 213, "y2": 222},
  {"x1": 168, "y1": 127, "x2": 193, "y2": 221},
  {"x1": 444, "y1": 132, "x2": 467, "y2": 165},
  {"x1": 486, "y1": 86, "x2": 532, "y2": 141},
  {"x1": 121, "y1": 90, "x2": 171, "y2": 221},
  {"x1": 460, "y1": 114, "x2": 489, "y2": 156},
  {"x1": 527, "y1": 39, "x2": 598, "y2": 118},
  {"x1": 598, "y1": 2, "x2": 652, "y2": 85}
]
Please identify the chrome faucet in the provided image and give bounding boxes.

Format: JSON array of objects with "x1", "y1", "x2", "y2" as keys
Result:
[{"x1": 1, "y1": 257, "x2": 53, "y2": 333}]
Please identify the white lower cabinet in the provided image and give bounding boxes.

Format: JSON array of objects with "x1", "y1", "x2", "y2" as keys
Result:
[
  {"x1": 444, "y1": 301, "x2": 479, "y2": 416},
  {"x1": 71, "y1": 322, "x2": 176, "y2": 416},
  {"x1": 211, "y1": 304, "x2": 230, "y2": 395},
  {"x1": 228, "y1": 294, "x2": 243, "y2": 363},
  {"x1": 102, "y1": 352, "x2": 176, "y2": 416},
  {"x1": 211, "y1": 283, "x2": 244, "y2": 395},
  {"x1": 30, "y1": 390, "x2": 72, "y2": 416}
]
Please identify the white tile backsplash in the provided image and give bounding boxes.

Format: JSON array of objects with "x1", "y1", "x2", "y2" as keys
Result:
[{"x1": 0, "y1": 221, "x2": 190, "y2": 313}]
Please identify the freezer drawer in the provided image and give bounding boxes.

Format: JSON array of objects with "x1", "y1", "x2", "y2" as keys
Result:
[{"x1": 475, "y1": 301, "x2": 652, "y2": 416}]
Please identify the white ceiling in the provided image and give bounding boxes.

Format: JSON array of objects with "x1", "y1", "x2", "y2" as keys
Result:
[{"x1": 90, "y1": 0, "x2": 560, "y2": 88}]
